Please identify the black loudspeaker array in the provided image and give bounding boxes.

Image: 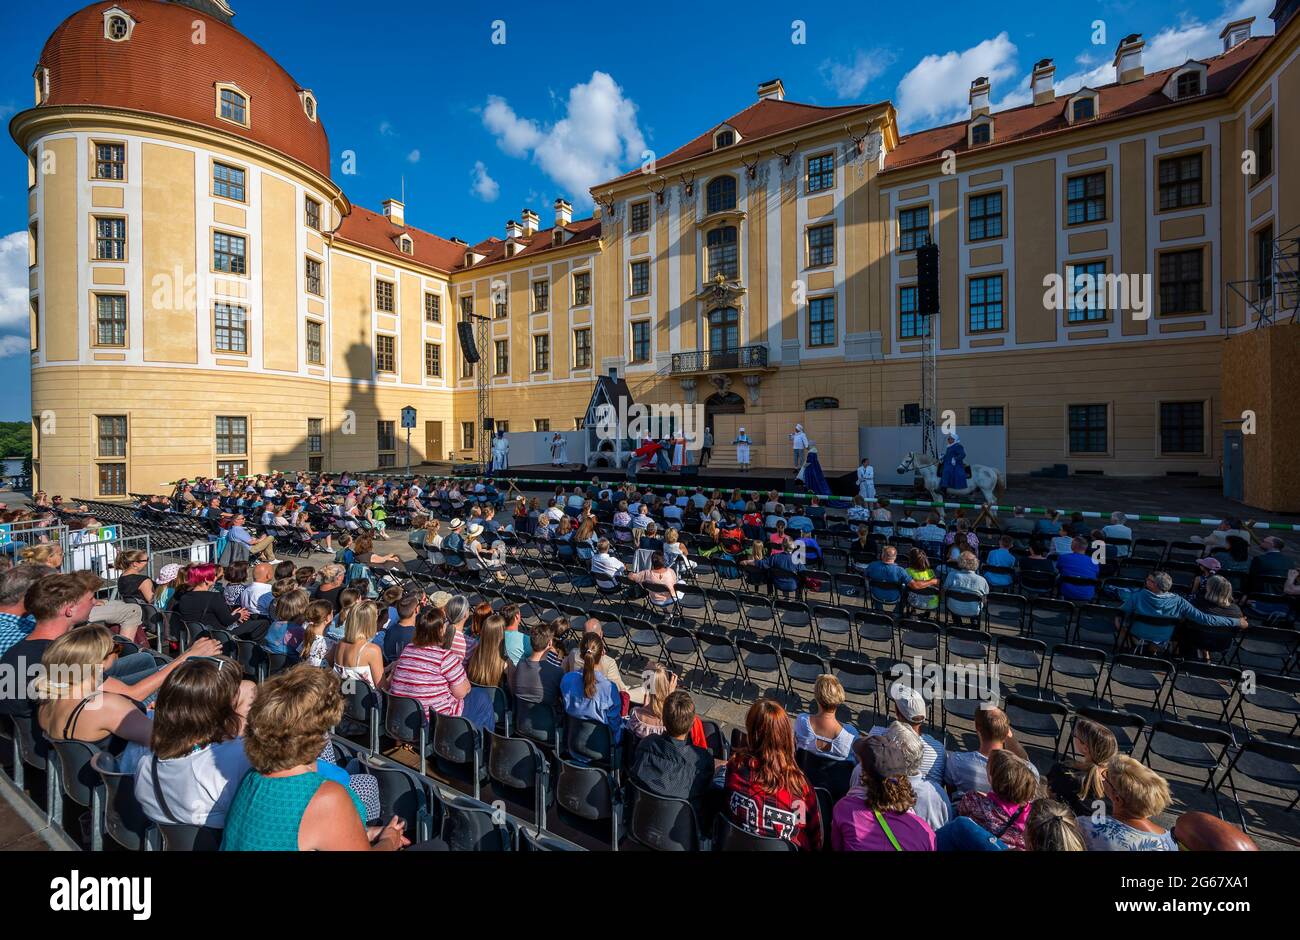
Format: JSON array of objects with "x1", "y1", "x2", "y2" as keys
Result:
[
  {"x1": 916, "y1": 243, "x2": 939, "y2": 316},
  {"x1": 457, "y1": 321, "x2": 480, "y2": 363}
]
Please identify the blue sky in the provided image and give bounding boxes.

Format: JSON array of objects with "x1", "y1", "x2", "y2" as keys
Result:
[{"x1": 0, "y1": 0, "x2": 1275, "y2": 419}]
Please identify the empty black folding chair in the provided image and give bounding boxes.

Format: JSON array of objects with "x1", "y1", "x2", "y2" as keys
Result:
[
  {"x1": 853, "y1": 610, "x2": 896, "y2": 660},
  {"x1": 361, "y1": 755, "x2": 445, "y2": 843},
  {"x1": 694, "y1": 629, "x2": 743, "y2": 702},
  {"x1": 91, "y1": 751, "x2": 156, "y2": 851},
  {"x1": 811, "y1": 604, "x2": 853, "y2": 653},
  {"x1": 432, "y1": 713, "x2": 487, "y2": 799},
  {"x1": 1046, "y1": 644, "x2": 1107, "y2": 703},
  {"x1": 737, "y1": 637, "x2": 783, "y2": 698},
  {"x1": 627, "y1": 781, "x2": 703, "y2": 851},
  {"x1": 712, "y1": 813, "x2": 796, "y2": 851},
  {"x1": 1138, "y1": 719, "x2": 1233, "y2": 814},
  {"x1": 1003, "y1": 692, "x2": 1069, "y2": 759},
  {"x1": 1028, "y1": 597, "x2": 1074, "y2": 641},
  {"x1": 1230, "y1": 672, "x2": 1300, "y2": 737},
  {"x1": 984, "y1": 592, "x2": 1028, "y2": 636},
  {"x1": 796, "y1": 748, "x2": 855, "y2": 803},
  {"x1": 440, "y1": 791, "x2": 513, "y2": 851},
  {"x1": 780, "y1": 647, "x2": 830, "y2": 701},
  {"x1": 486, "y1": 730, "x2": 551, "y2": 830},
  {"x1": 1102, "y1": 653, "x2": 1173, "y2": 712},
  {"x1": 383, "y1": 693, "x2": 431, "y2": 775},
  {"x1": 554, "y1": 758, "x2": 622, "y2": 850},
  {"x1": 1216, "y1": 738, "x2": 1300, "y2": 834},
  {"x1": 898, "y1": 618, "x2": 941, "y2": 665},
  {"x1": 830, "y1": 655, "x2": 880, "y2": 723},
  {"x1": 995, "y1": 635, "x2": 1048, "y2": 694}
]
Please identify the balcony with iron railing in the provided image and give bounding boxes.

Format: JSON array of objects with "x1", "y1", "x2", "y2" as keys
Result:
[{"x1": 669, "y1": 345, "x2": 772, "y2": 375}]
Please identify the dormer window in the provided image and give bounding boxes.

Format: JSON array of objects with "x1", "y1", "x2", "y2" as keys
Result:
[
  {"x1": 399, "y1": 235, "x2": 413, "y2": 255},
  {"x1": 715, "y1": 130, "x2": 735, "y2": 149},
  {"x1": 1175, "y1": 72, "x2": 1201, "y2": 98},
  {"x1": 969, "y1": 120, "x2": 993, "y2": 146},
  {"x1": 1067, "y1": 90, "x2": 1099, "y2": 124},
  {"x1": 33, "y1": 66, "x2": 49, "y2": 105},
  {"x1": 103, "y1": 9, "x2": 135, "y2": 42},
  {"x1": 216, "y1": 84, "x2": 249, "y2": 127},
  {"x1": 300, "y1": 90, "x2": 317, "y2": 122}
]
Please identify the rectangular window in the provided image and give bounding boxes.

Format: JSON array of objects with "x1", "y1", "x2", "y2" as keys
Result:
[
  {"x1": 95, "y1": 294, "x2": 127, "y2": 346},
  {"x1": 214, "y1": 302, "x2": 248, "y2": 353},
  {"x1": 971, "y1": 123, "x2": 991, "y2": 145},
  {"x1": 494, "y1": 339, "x2": 509, "y2": 375},
  {"x1": 460, "y1": 296, "x2": 474, "y2": 319},
  {"x1": 375, "y1": 280, "x2": 394, "y2": 312},
  {"x1": 573, "y1": 271, "x2": 591, "y2": 306},
  {"x1": 307, "y1": 419, "x2": 323, "y2": 454},
  {"x1": 807, "y1": 224, "x2": 834, "y2": 267},
  {"x1": 1253, "y1": 117, "x2": 1273, "y2": 182},
  {"x1": 213, "y1": 231, "x2": 246, "y2": 274},
  {"x1": 461, "y1": 421, "x2": 475, "y2": 451},
  {"x1": 376, "y1": 452, "x2": 395, "y2": 469},
  {"x1": 461, "y1": 352, "x2": 474, "y2": 379},
  {"x1": 533, "y1": 333, "x2": 550, "y2": 372},
  {"x1": 1068, "y1": 404, "x2": 1108, "y2": 454},
  {"x1": 898, "y1": 207, "x2": 930, "y2": 252},
  {"x1": 899, "y1": 286, "x2": 929, "y2": 338},
  {"x1": 807, "y1": 153, "x2": 835, "y2": 193},
  {"x1": 424, "y1": 292, "x2": 441, "y2": 323},
  {"x1": 1072, "y1": 97, "x2": 1095, "y2": 121},
  {"x1": 94, "y1": 143, "x2": 125, "y2": 180},
  {"x1": 215, "y1": 416, "x2": 247, "y2": 455},
  {"x1": 1066, "y1": 261, "x2": 1107, "y2": 322},
  {"x1": 494, "y1": 292, "x2": 507, "y2": 319},
  {"x1": 305, "y1": 257, "x2": 322, "y2": 295},
  {"x1": 532, "y1": 280, "x2": 549, "y2": 313},
  {"x1": 97, "y1": 415, "x2": 127, "y2": 457},
  {"x1": 1066, "y1": 172, "x2": 1106, "y2": 225},
  {"x1": 631, "y1": 321, "x2": 651, "y2": 362},
  {"x1": 305, "y1": 198, "x2": 321, "y2": 231},
  {"x1": 630, "y1": 260, "x2": 650, "y2": 296},
  {"x1": 969, "y1": 407, "x2": 1004, "y2": 426},
  {"x1": 534, "y1": 419, "x2": 550, "y2": 432},
  {"x1": 573, "y1": 328, "x2": 592, "y2": 369},
  {"x1": 630, "y1": 201, "x2": 650, "y2": 234},
  {"x1": 216, "y1": 460, "x2": 248, "y2": 478},
  {"x1": 1158, "y1": 154, "x2": 1203, "y2": 210},
  {"x1": 1158, "y1": 249, "x2": 1203, "y2": 314},
  {"x1": 1160, "y1": 401, "x2": 1204, "y2": 455},
  {"x1": 1256, "y1": 225, "x2": 1274, "y2": 299},
  {"x1": 967, "y1": 275, "x2": 1004, "y2": 331},
  {"x1": 308, "y1": 455, "x2": 323, "y2": 473},
  {"x1": 808, "y1": 296, "x2": 835, "y2": 347},
  {"x1": 967, "y1": 192, "x2": 1003, "y2": 241},
  {"x1": 375, "y1": 334, "x2": 395, "y2": 373},
  {"x1": 424, "y1": 342, "x2": 442, "y2": 378},
  {"x1": 377, "y1": 420, "x2": 395, "y2": 452},
  {"x1": 98, "y1": 463, "x2": 126, "y2": 497},
  {"x1": 95, "y1": 217, "x2": 126, "y2": 260},
  {"x1": 305, "y1": 320, "x2": 323, "y2": 364},
  {"x1": 212, "y1": 162, "x2": 246, "y2": 201},
  {"x1": 219, "y1": 89, "x2": 247, "y2": 125}
]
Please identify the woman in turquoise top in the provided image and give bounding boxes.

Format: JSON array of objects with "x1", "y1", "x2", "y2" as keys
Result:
[{"x1": 221, "y1": 665, "x2": 407, "y2": 852}]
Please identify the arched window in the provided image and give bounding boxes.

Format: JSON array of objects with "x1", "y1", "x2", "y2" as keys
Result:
[
  {"x1": 708, "y1": 307, "x2": 739, "y2": 353},
  {"x1": 805, "y1": 397, "x2": 840, "y2": 410},
  {"x1": 715, "y1": 129, "x2": 735, "y2": 148},
  {"x1": 706, "y1": 226, "x2": 738, "y2": 280},
  {"x1": 706, "y1": 176, "x2": 737, "y2": 214}
]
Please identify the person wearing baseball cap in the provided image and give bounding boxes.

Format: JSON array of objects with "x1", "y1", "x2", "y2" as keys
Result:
[
  {"x1": 831, "y1": 733, "x2": 936, "y2": 851},
  {"x1": 864, "y1": 683, "x2": 946, "y2": 787}
]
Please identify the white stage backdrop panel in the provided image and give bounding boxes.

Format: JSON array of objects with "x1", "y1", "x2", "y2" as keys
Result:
[
  {"x1": 502, "y1": 431, "x2": 588, "y2": 468},
  {"x1": 857, "y1": 426, "x2": 1007, "y2": 486}
]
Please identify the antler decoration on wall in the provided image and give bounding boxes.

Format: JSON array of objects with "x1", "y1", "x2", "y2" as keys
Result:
[
  {"x1": 649, "y1": 176, "x2": 667, "y2": 204},
  {"x1": 845, "y1": 122, "x2": 872, "y2": 156},
  {"x1": 677, "y1": 171, "x2": 696, "y2": 198},
  {"x1": 596, "y1": 192, "x2": 618, "y2": 218},
  {"x1": 741, "y1": 153, "x2": 761, "y2": 180},
  {"x1": 774, "y1": 142, "x2": 799, "y2": 166}
]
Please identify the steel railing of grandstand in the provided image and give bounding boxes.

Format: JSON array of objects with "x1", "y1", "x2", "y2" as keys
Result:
[
  {"x1": 0, "y1": 521, "x2": 70, "y2": 560},
  {"x1": 148, "y1": 542, "x2": 214, "y2": 581}
]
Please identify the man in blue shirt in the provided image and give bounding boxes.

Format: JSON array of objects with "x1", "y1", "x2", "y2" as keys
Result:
[
  {"x1": 0, "y1": 565, "x2": 50, "y2": 657},
  {"x1": 228, "y1": 513, "x2": 277, "y2": 562},
  {"x1": 866, "y1": 546, "x2": 912, "y2": 608},
  {"x1": 1055, "y1": 537, "x2": 1100, "y2": 601},
  {"x1": 1118, "y1": 571, "x2": 1245, "y2": 648},
  {"x1": 984, "y1": 535, "x2": 1018, "y2": 589}
]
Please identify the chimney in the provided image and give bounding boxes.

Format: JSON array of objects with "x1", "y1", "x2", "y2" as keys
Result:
[
  {"x1": 450, "y1": 237, "x2": 468, "y2": 246},
  {"x1": 1219, "y1": 17, "x2": 1254, "y2": 52},
  {"x1": 381, "y1": 198, "x2": 404, "y2": 227},
  {"x1": 968, "y1": 76, "x2": 991, "y2": 118},
  {"x1": 505, "y1": 219, "x2": 523, "y2": 240},
  {"x1": 520, "y1": 208, "x2": 539, "y2": 235},
  {"x1": 1114, "y1": 33, "x2": 1145, "y2": 84},
  {"x1": 1031, "y1": 58, "x2": 1056, "y2": 106},
  {"x1": 554, "y1": 198, "x2": 573, "y2": 228},
  {"x1": 757, "y1": 78, "x2": 785, "y2": 101}
]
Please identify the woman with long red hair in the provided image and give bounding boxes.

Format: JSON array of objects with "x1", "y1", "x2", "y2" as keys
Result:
[{"x1": 723, "y1": 698, "x2": 823, "y2": 850}]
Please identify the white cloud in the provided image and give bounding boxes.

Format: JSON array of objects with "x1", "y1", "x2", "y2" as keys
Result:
[
  {"x1": 0, "y1": 334, "x2": 27, "y2": 357},
  {"x1": 470, "y1": 161, "x2": 499, "y2": 202},
  {"x1": 896, "y1": 32, "x2": 1021, "y2": 127},
  {"x1": 482, "y1": 71, "x2": 645, "y2": 206},
  {"x1": 820, "y1": 49, "x2": 893, "y2": 99},
  {"x1": 0, "y1": 231, "x2": 30, "y2": 335},
  {"x1": 378, "y1": 121, "x2": 395, "y2": 137},
  {"x1": 406, "y1": 149, "x2": 421, "y2": 163}
]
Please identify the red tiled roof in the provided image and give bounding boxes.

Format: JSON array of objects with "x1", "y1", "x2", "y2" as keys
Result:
[
  {"x1": 32, "y1": 0, "x2": 331, "y2": 177},
  {"x1": 334, "y1": 206, "x2": 602, "y2": 274},
  {"x1": 602, "y1": 97, "x2": 882, "y2": 187},
  {"x1": 884, "y1": 36, "x2": 1271, "y2": 171}
]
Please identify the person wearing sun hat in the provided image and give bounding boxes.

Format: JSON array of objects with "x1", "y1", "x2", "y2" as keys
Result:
[
  {"x1": 442, "y1": 519, "x2": 465, "y2": 557},
  {"x1": 831, "y1": 733, "x2": 937, "y2": 851},
  {"x1": 154, "y1": 563, "x2": 182, "y2": 610}
]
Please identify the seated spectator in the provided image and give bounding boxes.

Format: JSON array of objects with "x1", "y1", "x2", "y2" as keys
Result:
[
  {"x1": 0, "y1": 564, "x2": 51, "y2": 657},
  {"x1": 662, "y1": 528, "x2": 694, "y2": 572},
  {"x1": 741, "y1": 537, "x2": 805, "y2": 596},
  {"x1": 912, "y1": 514, "x2": 946, "y2": 554},
  {"x1": 1002, "y1": 507, "x2": 1035, "y2": 545},
  {"x1": 352, "y1": 533, "x2": 399, "y2": 567},
  {"x1": 943, "y1": 703, "x2": 1038, "y2": 799},
  {"x1": 1101, "y1": 512, "x2": 1133, "y2": 557},
  {"x1": 462, "y1": 613, "x2": 512, "y2": 730},
  {"x1": 870, "y1": 499, "x2": 894, "y2": 538},
  {"x1": 1024, "y1": 799, "x2": 1087, "y2": 851},
  {"x1": 1047, "y1": 716, "x2": 1116, "y2": 817},
  {"x1": 628, "y1": 689, "x2": 719, "y2": 814},
  {"x1": 866, "y1": 546, "x2": 911, "y2": 608},
  {"x1": 1020, "y1": 540, "x2": 1055, "y2": 582},
  {"x1": 112, "y1": 549, "x2": 156, "y2": 606},
  {"x1": 793, "y1": 674, "x2": 858, "y2": 761},
  {"x1": 264, "y1": 589, "x2": 310, "y2": 655},
  {"x1": 628, "y1": 553, "x2": 683, "y2": 607},
  {"x1": 724, "y1": 699, "x2": 822, "y2": 850},
  {"x1": 563, "y1": 618, "x2": 628, "y2": 693},
  {"x1": 227, "y1": 513, "x2": 277, "y2": 563},
  {"x1": 832, "y1": 732, "x2": 935, "y2": 851},
  {"x1": 1249, "y1": 536, "x2": 1293, "y2": 582},
  {"x1": 590, "y1": 538, "x2": 626, "y2": 588},
  {"x1": 1195, "y1": 517, "x2": 1250, "y2": 554},
  {"x1": 135, "y1": 654, "x2": 255, "y2": 830},
  {"x1": 301, "y1": 600, "x2": 334, "y2": 667},
  {"x1": 846, "y1": 496, "x2": 871, "y2": 523},
  {"x1": 221, "y1": 560, "x2": 250, "y2": 609},
  {"x1": 866, "y1": 684, "x2": 945, "y2": 785},
  {"x1": 388, "y1": 609, "x2": 471, "y2": 717},
  {"x1": 904, "y1": 548, "x2": 939, "y2": 613},
  {"x1": 884, "y1": 721, "x2": 950, "y2": 831},
  {"x1": 511, "y1": 620, "x2": 564, "y2": 707},
  {"x1": 220, "y1": 666, "x2": 407, "y2": 851},
  {"x1": 1067, "y1": 512, "x2": 1091, "y2": 539},
  {"x1": 1211, "y1": 535, "x2": 1252, "y2": 574},
  {"x1": 381, "y1": 593, "x2": 421, "y2": 663},
  {"x1": 153, "y1": 564, "x2": 181, "y2": 611},
  {"x1": 943, "y1": 518, "x2": 979, "y2": 554},
  {"x1": 1182, "y1": 575, "x2": 1245, "y2": 661},
  {"x1": 948, "y1": 749, "x2": 1041, "y2": 851},
  {"x1": 1076, "y1": 755, "x2": 1177, "y2": 851},
  {"x1": 560, "y1": 633, "x2": 624, "y2": 742},
  {"x1": 984, "y1": 535, "x2": 1017, "y2": 589},
  {"x1": 788, "y1": 508, "x2": 813, "y2": 534},
  {"x1": 174, "y1": 563, "x2": 258, "y2": 638},
  {"x1": 1055, "y1": 537, "x2": 1100, "y2": 601},
  {"x1": 313, "y1": 564, "x2": 346, "y2": 611},
  {"x1": 328, "y1": 600, "x2": 384, "y2": 690},
  {"x1": 499, "y1": 604, "x2": 531, "y2": 665},
  {"x1": 943, "y1": 551, "x2": 989, "y2": 622},
  {"x1": 1116, "y1": 571, "x2": 1245, "y2": 653},
  {"x1": 626, "y1": 664, "x2": 679, "y2": 739}
]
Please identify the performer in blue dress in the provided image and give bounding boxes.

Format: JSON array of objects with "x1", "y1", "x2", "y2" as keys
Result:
[
  {"x1": 798, "y1": 444, "x2": 832, "y2": 496},
  {"x1": 940, "y1": 433, "x2": 968, "y2": 494}
]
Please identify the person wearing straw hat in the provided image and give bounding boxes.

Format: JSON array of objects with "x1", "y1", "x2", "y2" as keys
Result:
[
  {"x1": 442, "y1": 519, "x2": 465, "y2": 557},
  {"x1": 733, "y1": 426, "x2": 752, "y2": 472},
  {"x1": 465, "y1": 522, "x2": 505, "y2": 576}
]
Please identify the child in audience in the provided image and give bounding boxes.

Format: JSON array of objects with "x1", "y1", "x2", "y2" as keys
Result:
[
  {"x1": 264, "y1": 589, "x2": 310, "y2": 655},
  {"x1": 302, "y1": 600, "x2": 335, "y2": 667}
]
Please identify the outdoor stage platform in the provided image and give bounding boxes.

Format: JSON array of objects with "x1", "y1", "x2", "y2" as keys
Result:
[{"x1": 496, "y1": 463, "x2": 866, "y2": 498}]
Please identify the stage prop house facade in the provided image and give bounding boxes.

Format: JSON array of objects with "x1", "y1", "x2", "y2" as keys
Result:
[{"x1": 16, "y1": 0, "x2": 1300, "y2": 509}]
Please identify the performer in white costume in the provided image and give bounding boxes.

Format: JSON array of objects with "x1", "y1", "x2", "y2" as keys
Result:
[
  {"x1": 856, "y1": 457, "x2": 876, "y2": 503},
  {"x1": 671, "y1": 431, "x2": 687, "y2": 470},
  {"x1": 550, "y1": 433, "x2": 567, "y2": 467},
  {"x1": 790, "y1": 424, "x2": 809, "y2": 471},
  {"x1": 733, "y1": 427, "x2": 752, "y2": 472},
  {"x1": 491, "y1": 431, "x2": 509, "y2": 472}
]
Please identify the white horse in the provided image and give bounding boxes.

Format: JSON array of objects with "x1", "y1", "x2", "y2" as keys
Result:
[{"x1": 896, "y1": 451, "x2": 1005, "y2": 514}]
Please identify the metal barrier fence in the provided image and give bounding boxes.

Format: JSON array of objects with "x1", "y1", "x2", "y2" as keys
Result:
[
  {"x1": 148, "y1": 541, "x2": 214, "y2": 581},
  {"x1": 65, "y1": 531, "x2": 150, "y2": 583},
  {"x1": 0, "y1": 522, "x2": 70, "y2": 559}
]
